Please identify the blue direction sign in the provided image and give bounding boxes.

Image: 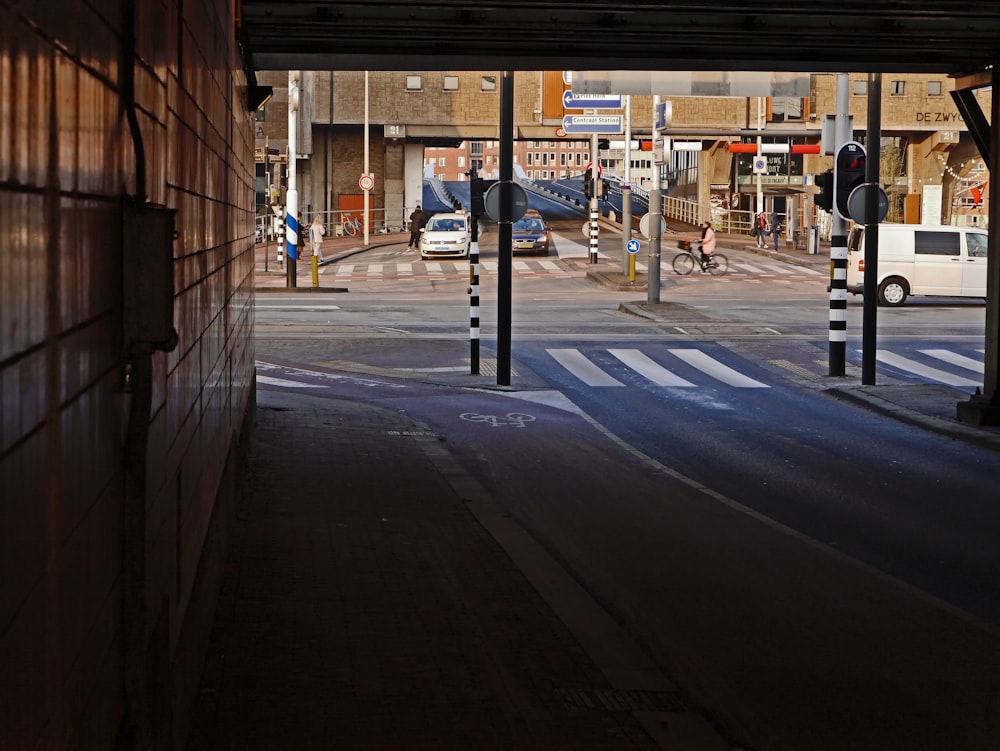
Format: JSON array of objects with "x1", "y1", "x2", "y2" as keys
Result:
[
  {"x1": 561, "y1": 115, "x2": 623, "y2": 135},
  {"x1": 626, "y1": 239, "x2": 641, "y2": 254},
  {"x1": 563, "y1": 90, "x2": 622, "y2": 110}
]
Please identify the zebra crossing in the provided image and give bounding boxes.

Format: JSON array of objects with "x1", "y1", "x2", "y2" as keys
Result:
[
  {"x1": 868, "y1": 347, "x2": 986, "y2": 389},
  {"x1": 544, "y1": 344, "x2": 986, "y2": 392},
  {"x1": 321, "y1": 257, "x2": 823, "y2": 281},
  {"x1": 546, "y1": 347, "x2": 771, "y2": 389}
]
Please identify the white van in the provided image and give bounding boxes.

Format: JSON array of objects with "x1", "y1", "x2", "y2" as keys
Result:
[{"x1": 846, "y1": 223, "x2": 989, "y2": 306}]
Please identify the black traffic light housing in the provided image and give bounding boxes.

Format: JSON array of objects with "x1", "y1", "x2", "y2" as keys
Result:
[
  {"x1": 469, "y1": 174, "x2": 485, "y2": 216},
  {"x1": 835, "y1": 141, "x2": 867, "y2": 220},
  {"x1": 583, "y1": 167, "x2": 593, "y2": 200},
  {"x1": 814, "y1": 170, "x2": 834, "y2": 213}
]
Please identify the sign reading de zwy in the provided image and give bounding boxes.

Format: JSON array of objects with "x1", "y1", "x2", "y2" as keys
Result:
[
  {"x1": 562, "y1": 91, "x2": 622, "y2": 110},
  {"x1": 561, "y1": 115, "x2": 623, "y2": 135}
]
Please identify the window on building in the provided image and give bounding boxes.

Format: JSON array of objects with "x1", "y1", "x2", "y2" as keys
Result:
[
  {"x1": 255, "y1": 106, "x2": 266, "y2": 122},
  {"x1": 769, "y1": 97, "x2": 806, "y2": 122},
  {"x1": 575, "y1": 153, "x2": 582, "y2": 167},
  {"x1": 853, "y1": 80, "x2": 868, "y2": 96},
  {"x1": 470, "y1": 141, "x2": 483, "y2": 155},
  {"x1": 890, "y1": 80, "x2": 905, "y2": 96},
  {"x1": 928, "y1": 80, "x2": 943, "y2": 97},
  {"x1": 457, "y1": 156, "x2": 466, "y2": 167},
  {"x1": 560, "y1": 153, "x2": 566, "y2": 166},
  {"x1": 481, "y1": 76, "x2": 496, "y2": 92},
  {"x1": 526, "y1": 153, "x2": 533, "y2": 166},
  {"x1": 443, "y1": 76, "x2": 459, "y2": 92},
  {"x1": 406, "y1": 75, "x2": 422, "y2": 92},
  {"x1": 550, "y1": 152, "x2": 556, "y2": 164}
]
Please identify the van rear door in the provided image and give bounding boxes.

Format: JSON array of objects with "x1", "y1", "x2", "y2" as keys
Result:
[
  {"x1": 912, "y1": 230, "x2": 962, "y2": 296},
  {"x1": 963, "y1": 231, "x2": 989, "y2": 296}
]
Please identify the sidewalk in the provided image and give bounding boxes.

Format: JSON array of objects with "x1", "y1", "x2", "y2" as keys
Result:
[{"x1": 254, "y1": 230, "x2": 406, "y2": 290}]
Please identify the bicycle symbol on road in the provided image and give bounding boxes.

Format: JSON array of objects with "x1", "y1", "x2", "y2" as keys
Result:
[{"x1": 459, "y1": 412, "x2": 536, "y2": 428}]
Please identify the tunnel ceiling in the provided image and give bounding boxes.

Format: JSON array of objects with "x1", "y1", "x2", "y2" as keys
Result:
[{"x1": 239, "y1": 1, "x2": 1000, "y2": 75}]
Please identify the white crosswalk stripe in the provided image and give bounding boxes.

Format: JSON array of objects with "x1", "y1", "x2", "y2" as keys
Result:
[
  {"x1": 919, "y1": 349, "x2": 983, "y2": 372},
  {"x1": 609, "y1": 349, "x2": 697, "y2": 387},
  {"x1": 546, "y1": 348, "x2": 624, "y2": 387},
  {"x1": 872, "y1": 350, "x2": 982, "y2": 388},
  {"x1": 668, "y1": 348, "x2": 770, "y2": 388}
]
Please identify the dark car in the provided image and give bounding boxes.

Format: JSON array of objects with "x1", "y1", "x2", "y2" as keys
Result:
[{"x1": 511, "y1": 214, "x2": 551, "y2": 255}]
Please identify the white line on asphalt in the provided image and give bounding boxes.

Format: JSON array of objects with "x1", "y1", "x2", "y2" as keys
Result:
[
  {"x1": 546, "y1": 348, "x2": 624, "y2": 387},
  {"x1": 667, "y1": 348, "x2": 770, "y2": 388},
  {"x1": 918, "y1": 349, "x2": 984, "y2": 373},
  {"x1": 873, "y1": 350, "x2": 982, "y2": 388},
  {"x1": 608, "y1": 349, "x2": 696, "y2": 387}
]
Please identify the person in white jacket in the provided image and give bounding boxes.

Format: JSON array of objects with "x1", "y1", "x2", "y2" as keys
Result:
[{"x1": 309, "y1": 215, "x2": 326, "y2": 262}]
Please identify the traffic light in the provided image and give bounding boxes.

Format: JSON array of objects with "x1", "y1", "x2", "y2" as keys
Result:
[
  {"x1": 814, "y1": 170, "x2": 834, "y2": 212},
  {"x1": 835, "y1": 141, "x2": 867, "y2": 220},
  {"x1": 583, "y1": 167, "x2": 593, "y2": 200},
  {"x1": 600, "y1": 178, "x2": 610, "y2": 202},
  {"x1": 470, "y1": 176, "x2": 485, "y2": 216}
]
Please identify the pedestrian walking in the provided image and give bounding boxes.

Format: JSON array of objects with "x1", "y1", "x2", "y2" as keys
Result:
[
  {"x1": 770, "y1": 213, "x2": 783, "y2": 251},
  {"x1": 309, "y1": 215, "x2": 325, "y2": 262},
  {"x1": 407, "y1": 204, "x2": 423, "y2": 248}
]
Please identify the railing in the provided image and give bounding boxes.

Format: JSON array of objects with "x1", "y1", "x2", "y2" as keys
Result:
[{"x1": 255, "y1": 207, "x2": 395, "y2": 243}]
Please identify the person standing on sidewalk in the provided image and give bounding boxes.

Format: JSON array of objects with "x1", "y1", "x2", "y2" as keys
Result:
[
  {"x1": 407, "y1": 204, "x2": 423, "y2": 248},
  {"x1": 309, "y1": 215, "x2": 325, "y2": 262},
  {"x1": 754, "y1": 213, "x2": 767, "y2": 248},
  {"x1": 770, "y1": 211, "x2": 783, "y2": 251}
]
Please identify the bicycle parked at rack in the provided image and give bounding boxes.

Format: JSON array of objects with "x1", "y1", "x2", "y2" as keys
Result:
[
  {"x1": 671, "y1": 238, "x2": 728, "y2": 276},
  {"x1": 342, "y1": 214, "x2": 363, "y2": 236}
]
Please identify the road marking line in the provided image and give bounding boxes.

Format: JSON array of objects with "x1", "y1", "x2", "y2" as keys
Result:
[
  {"x1": 608, "y1": 349, "x2": 696, "y2": 387},
  {"x1": 667, "y1": 349, "x2": 770, "y2": 388},
  {"x1": 918, "y1": 349, "x2": 984, "y2": 373},
  {"x1": 547, "y1": 348, "x2": 624, "y2": 387},
  {"x1": 873, "y1": 350, "x2": 982, "y2": 388}
]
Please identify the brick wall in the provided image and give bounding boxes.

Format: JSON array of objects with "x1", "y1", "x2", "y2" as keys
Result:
[{"x1": 0, "y1": 1, "x2": 255, "y2": 748}]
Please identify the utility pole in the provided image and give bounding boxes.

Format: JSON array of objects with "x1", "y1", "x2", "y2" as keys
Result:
[
  {"x1": 648, "y1": 95, "x2": 662, "y2": 304},
  {"x1": 621, "y1": 95, "x2": 632, "y2": 271},
  {"x1": 286, "y1": 71, "x2": 299, "y2": 288},
  {"x1": 589, "y1": 131, "x2": 599, "y2": 264},
  {"x1": 828, "y1": 73, "x2": 851, "y2": 375}
]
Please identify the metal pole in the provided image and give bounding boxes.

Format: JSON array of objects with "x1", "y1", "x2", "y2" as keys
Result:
[
  {"x1": 286, "y1": 71, "x2": 299, "y2": 288},
  {"x1": 469, "y1": 210, "x2": 480, "y2": 375},
  {"x1": 648, "y1": 95, "x2": 662, "y2": 304},
  {"x1": 363, "y1": 70, "x2": 370, "y2": 246},
  {"x1": 828, "y1": 73, "x2": 850, "y2": 375},
  {"x1": 589, "y1": 131, "x2": 599, "y2": 264},
  {"x1": 622, "y1": 95, "x2": 632, "y2": 271},
  {"x1": 497, "y1": 71, "x2": 514, "y2": 386},
  {"x1": 264, "y1": 136, "x2": 270, "y2": 272},
  {"x1": 861, "y1": 73, "x2": 882, "y2": 386}
]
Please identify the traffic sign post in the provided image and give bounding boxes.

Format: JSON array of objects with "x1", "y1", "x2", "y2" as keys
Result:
[
  {"x1": 562, "y1": 115, "x2": 623, "y2": 135},
  {"x1": 562, "y1": 91, "x2": 622, "y2": 110},
  {"x1": 626, "y1": 238, "x2": 640, "y2": 282}
]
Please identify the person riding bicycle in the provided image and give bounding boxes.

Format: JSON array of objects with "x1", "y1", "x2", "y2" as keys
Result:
[{"x1": 698, "y1": 221, "x2": 716, "y2": 269}]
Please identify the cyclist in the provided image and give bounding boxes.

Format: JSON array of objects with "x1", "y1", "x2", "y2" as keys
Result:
[{"x1": 698, "y1": 220, "x2": 716, "y2": 270}]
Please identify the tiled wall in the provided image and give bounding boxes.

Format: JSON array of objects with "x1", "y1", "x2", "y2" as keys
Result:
[{"x1": 0, "y1": 1, "x2": 255, "y2": 748}]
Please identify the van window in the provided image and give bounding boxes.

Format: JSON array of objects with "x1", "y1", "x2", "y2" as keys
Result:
[
  {"x1": 967, "y1": 233, "x2": 988, "y2": 258},
  {"x1": 847, "y1": 227, "x2": 863, "y2": 253},
  {"x1": 914, "y1": 231, "x2": 959, "y2": 256}
]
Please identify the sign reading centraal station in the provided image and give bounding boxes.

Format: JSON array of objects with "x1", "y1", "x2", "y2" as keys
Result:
[{"x1": 571, "y1": 71, "x2": 810, "y2": 97}]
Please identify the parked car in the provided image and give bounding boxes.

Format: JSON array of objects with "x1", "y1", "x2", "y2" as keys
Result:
[
  {"x1": 511, "y1": 213, "x2": 551, "y2": 255},
  {"x1": 419, "y1": 212, "x2": 471, "y2": 259}
]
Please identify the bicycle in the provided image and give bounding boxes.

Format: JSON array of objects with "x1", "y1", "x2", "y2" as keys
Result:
[
  {"x1": 342, "y1": 214, "x2": 363, "y2": 236},
  {"x1": 671, "y1": 239, "x2": 728, "y2": 276}
]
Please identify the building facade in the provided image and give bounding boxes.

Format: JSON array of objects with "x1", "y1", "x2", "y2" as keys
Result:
[{"x1": 254, "y1": 71, "x2": 991, "y2": 235}]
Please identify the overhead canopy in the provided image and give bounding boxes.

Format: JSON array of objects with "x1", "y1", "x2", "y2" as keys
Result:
[{"x1": 238, "y1": 1, "x2": 1000, "y2": 74}]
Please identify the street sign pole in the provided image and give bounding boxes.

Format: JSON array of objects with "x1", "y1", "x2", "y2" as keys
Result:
[
  {"x1": 622, "y1": 95, "x2": 632, "y2": 273},
  {"x1": 648, "y1": 95, "x2": 662, "y2": 304},
  {"x1": 861, "y1": 72, "x2": 883, "y2": 386}
]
